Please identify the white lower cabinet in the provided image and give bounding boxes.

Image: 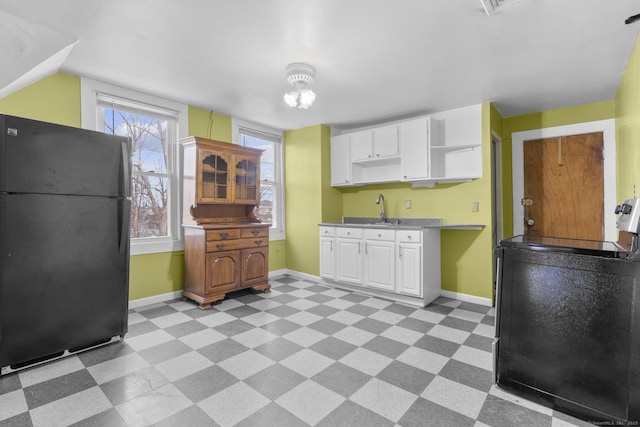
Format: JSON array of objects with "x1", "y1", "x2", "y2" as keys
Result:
[
  {"x1": 320, "y1": 226, "x2": 441, "y2": 306},
  {"x1": 397, "y1": 243, "x2": 421, "y2": 296},
  {"x1": 319, "y1": 227, "x2": 336, "y2": 279},
  {"x1": 335, "y1": 228, "x2": 363, "y2": 284},
  {"x1": 364, "y1": 229, "x2": 395, "y2": 292}
]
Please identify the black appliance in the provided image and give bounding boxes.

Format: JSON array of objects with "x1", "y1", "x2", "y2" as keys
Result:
[
  {"x1": 0, "y1": 114, "x2": 131, "y2": 374},
  {"x1": 494, "y1": 199, "x2": 640, "y2": 423}
]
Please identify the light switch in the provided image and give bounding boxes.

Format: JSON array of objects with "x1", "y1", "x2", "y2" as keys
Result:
[
  {"x1": 471, "y1": 201, "x2": 479, "y2": 212},
  {"x1": 405, "y1": 200, "x2": 411, "y2": 209}
]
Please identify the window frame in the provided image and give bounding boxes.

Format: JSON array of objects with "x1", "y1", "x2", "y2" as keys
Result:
[
  {"x1": 81, "y1": 78, "x2": 187, "y2": 255},
  {"x1": 232, "y1": 118, "x2": 286, "y2": 241}
]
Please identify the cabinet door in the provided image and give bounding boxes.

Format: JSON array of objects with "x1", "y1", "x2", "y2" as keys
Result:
[
  {"x1": 241, "y1": 247, "x2": 268, "y2": 286},
  {"x1": 373, "y1": 125, "x2": 399, "y2": 158},
  {"x1": 365, "y1": 240, "x2": 395, "y2": 291},
  {"x1": 331, "y1": 134, "x2": 352, "y2": 186},
  {"x1": 320, "y1": 237, "x2": 336, "y2": 279},
  {"x1": 206, "y1": 250, "x2": 241, "y2": 292},
  {"x1": 399, "y1": 118, "x2": 430, "y2": 181},
  {"x1": 234, "y1": 155, "x2": 260, "y2": 204},
  {"x1": 397, "y1": 244, "x2": 422, "y2": 297},
  {"x1": 350, "y1": 130, "x2": 373, "y2": 161},
  {"x1": 336, "y1": 238, "x2": 363, "y2": 284},
  {"x1": 197, "y1": 148, "x2": 232, "y2": 203}
]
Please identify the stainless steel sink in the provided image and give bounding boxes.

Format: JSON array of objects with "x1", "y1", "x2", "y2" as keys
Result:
[{"x1": 338, "y1": 217, "x2": 442, "y2": 228}]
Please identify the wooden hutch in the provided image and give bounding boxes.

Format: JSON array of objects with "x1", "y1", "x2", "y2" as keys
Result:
[{"x1": 182, "y1": 136, "x2": 270, "y2": 309}]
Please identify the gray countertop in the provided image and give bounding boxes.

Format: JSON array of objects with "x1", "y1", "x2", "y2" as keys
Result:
[{"x1": 319, "y1": 217, "x2": 484, "y2": 231}]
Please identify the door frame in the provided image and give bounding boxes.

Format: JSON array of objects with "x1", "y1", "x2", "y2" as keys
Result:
[{"x1": 512, "y1": 119, "x2": 616, "y2": 241}]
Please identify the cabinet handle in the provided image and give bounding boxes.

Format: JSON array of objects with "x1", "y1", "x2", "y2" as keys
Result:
[
  {"x1": 216, "y1": 243, "x2": 225, "y2": 250},
  {"x1": 408, "y1": 235, "x2": 412, "y2": 240},
  {"x1": 365, "y1": 243, "x2": 368, "y2": 254},
  {"x1": 399, "y1": 247, "x2": 403, "y2": 258},
  {"x1": 255, "y1": 240, "x2": 262, "y2": 245},
  {"x1": 220, "y1": 232, "x2": 229, "y2": 239},
  {"x1": 376, "y1": 153, "x2": 380, "y2": 157},
  {"x1": 377, "y1": 233, "x2": 381, "y2": 237},
  {"x1": 358, "y1": 242, "x2": 361, "y2": 253},
  {"x1": 331, "y1": 241, "x2": 333, "y2": 250},
  {"x1": 251, "y1": 229, "x2": 259, "y2": 235}
]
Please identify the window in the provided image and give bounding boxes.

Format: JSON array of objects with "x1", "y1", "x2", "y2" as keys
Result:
[
  {"x1": 81, "y1": 78, "x2": 187, "y2": 255},
  {"x1": 233, "y1": 119, "x2": 285, "y2": 240}
]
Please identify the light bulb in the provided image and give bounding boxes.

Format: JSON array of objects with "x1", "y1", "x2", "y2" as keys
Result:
[
  {"x1": 284, "y1": 91, "x2": 298, "y2": 107},
  {"x1": 298, "y1": 89, "x2": 316, "y2": 109}
]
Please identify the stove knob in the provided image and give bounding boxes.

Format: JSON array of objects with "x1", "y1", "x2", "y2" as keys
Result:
[
  {"x1": 623, "y1": 204, "x2": 633, "y2": 215},
  {"x1": 615, "y1": 205, "x2": 623, "y2": 214}
]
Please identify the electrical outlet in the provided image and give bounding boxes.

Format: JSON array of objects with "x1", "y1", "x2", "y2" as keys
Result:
[
  {"x1": 471, "y1": 201, "x2": 479, "y2": 212},
  {"x1": 405, "y1": 200, "x2": 411, "y2": 209}
]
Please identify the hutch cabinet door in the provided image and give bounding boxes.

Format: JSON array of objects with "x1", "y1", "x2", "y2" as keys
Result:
[
  {"x1": 241, "y1": 247, "x2": 268, "y2": 286},
  {"x1": 206, "y1": 250, "x2": 241, "y2": 292},
  {"x1": 197, "y1": 148, "x2": 233, "y2": 204},
  {"x1": 233, "y1": 155, "x2": 260, "y2": 204}
]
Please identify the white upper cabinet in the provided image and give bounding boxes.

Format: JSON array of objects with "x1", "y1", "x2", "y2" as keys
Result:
[
  {"x1": 331, "y1": 104, "x2": 482, "y2": 188},
  {"x1": 350, "y1": 125, "x2": 399, "y2": 162},
  {"x1": 399, "y1": 117, "x2": 439, "y2": 182},
  {"x1": 350, "y1": 130, "x2": 374, "y2": 162},
  {"x1": 330, "y1": 134, "x2": 352, "y2": 186},
  {"x1": 372, "y1": 125, "x2": 399, "y2": 159}
]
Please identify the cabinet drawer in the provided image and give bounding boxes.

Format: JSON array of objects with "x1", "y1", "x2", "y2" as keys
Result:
[
  {"x1": 337, "y1": 227, "x2": 363, "y2": 238},
  {"x1": 364, "y1": 228, "x2": 395, "y2": 241},
  {"x1": 319, "y1": 227, "x2": 336, "y2": 237},
  {"x1": 207, "y1": 237, "x2": 268, "y2": 252},
  {"x1": 240, "y1": 227, "x2": 269, "y2": 238},
  {"x1": 206, "y1": 229, "x2": 241, "y2": 241},
  {"x1": 397, "y1": 230, "x2": 422, "y2": 243}
]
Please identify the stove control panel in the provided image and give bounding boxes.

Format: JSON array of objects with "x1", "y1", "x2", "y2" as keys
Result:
[{"x1": 616, "y1": 198, "x2": 640, "y2": 234}]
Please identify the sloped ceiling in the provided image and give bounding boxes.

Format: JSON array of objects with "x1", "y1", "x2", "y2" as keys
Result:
[{"x1": 0, "y1": 0, "x2": 639, "y2": 131}]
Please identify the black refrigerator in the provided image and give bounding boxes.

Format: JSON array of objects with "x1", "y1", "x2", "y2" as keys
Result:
[{"x1": 0, "y1": 114, "x2": 131, "y2": 374}]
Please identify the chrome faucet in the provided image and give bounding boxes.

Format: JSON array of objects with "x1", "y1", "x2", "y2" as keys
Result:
[{"x1": 376, "y1": 194, "x2": 387, "y2": 223}]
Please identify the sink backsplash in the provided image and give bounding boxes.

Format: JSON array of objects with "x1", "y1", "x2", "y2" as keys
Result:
[{"x1": 342, "y1": 217, "x2": 443, "y2": 226}]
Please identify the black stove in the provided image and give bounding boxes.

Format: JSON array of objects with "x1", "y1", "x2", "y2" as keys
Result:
[{"x1": 494, "y1": 198, "x2": 640, "y2": 424}]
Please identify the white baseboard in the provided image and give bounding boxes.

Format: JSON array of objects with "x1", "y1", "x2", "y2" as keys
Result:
[
  {"x1": 128, "y1": 269, "x2": 493, "y2": 309},
  {"x1": 284, "y1": 269, "x2": 493, "y2": 307},
  {"x1": 440, "y1": 290, "x2": 493, "y2": 307},
  {"x1": 129, "y1": 290, "x2": 183, "y2": 309}
]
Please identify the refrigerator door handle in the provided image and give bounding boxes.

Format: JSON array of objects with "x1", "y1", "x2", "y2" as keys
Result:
[
  {"x1": 121, "y1": 140, "x2": 131, "y2": 199},
  {"x1": 119, "y1": 198, "x2": 131, "y2": 254}
]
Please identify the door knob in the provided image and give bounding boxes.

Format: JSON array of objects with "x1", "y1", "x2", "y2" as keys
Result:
[{"x1": 526, "y1": 219, "x2": 535, "y2": 226}]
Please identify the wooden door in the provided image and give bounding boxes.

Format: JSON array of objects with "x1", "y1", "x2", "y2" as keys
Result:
[{"x1": 523, "y1": 132, "x2": 604, "y2": 240}]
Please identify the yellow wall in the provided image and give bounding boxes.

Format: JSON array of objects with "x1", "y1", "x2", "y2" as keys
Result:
[
  {"x1": 187, "y1": 107, "x2": 232, "y2": 143},
  {"x1": 0, "y1": 73, "x2": 81, "y2": 127},
  {"x1": 500, "y1": 100, "x2": 615, "y2": 236},
  {"x1": 7, "y1": 51, "x2": 640, "y2": 303},
  {"x1": 283, "y1": 125, "x2": 329, "y2": 275},
  {"x1": 615, "y1": 34, "x2": 640, "y2": 202},
  {"x1": 186, "y1": 106, "x2": 287, "y2": 272},
  {"x1": 336, "y1": 104, "x2": 495, "y2": 299},
  {"x1": 0, "y1": 73, "x2": 285, "y2": 301}
]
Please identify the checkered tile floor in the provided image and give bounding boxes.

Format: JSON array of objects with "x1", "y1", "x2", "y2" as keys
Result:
[{"x1": 0, "y1": 275, "x2": 592, "y2": 427}]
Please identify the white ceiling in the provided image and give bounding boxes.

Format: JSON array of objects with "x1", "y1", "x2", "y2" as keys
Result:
[{"x1": 1, "y1": 0, "x2": 639, "y2": 131}]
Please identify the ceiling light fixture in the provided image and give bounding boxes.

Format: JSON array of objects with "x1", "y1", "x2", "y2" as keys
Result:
[{"x1": 283, "y1": 62, "x2": 316, "y2": 109}]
